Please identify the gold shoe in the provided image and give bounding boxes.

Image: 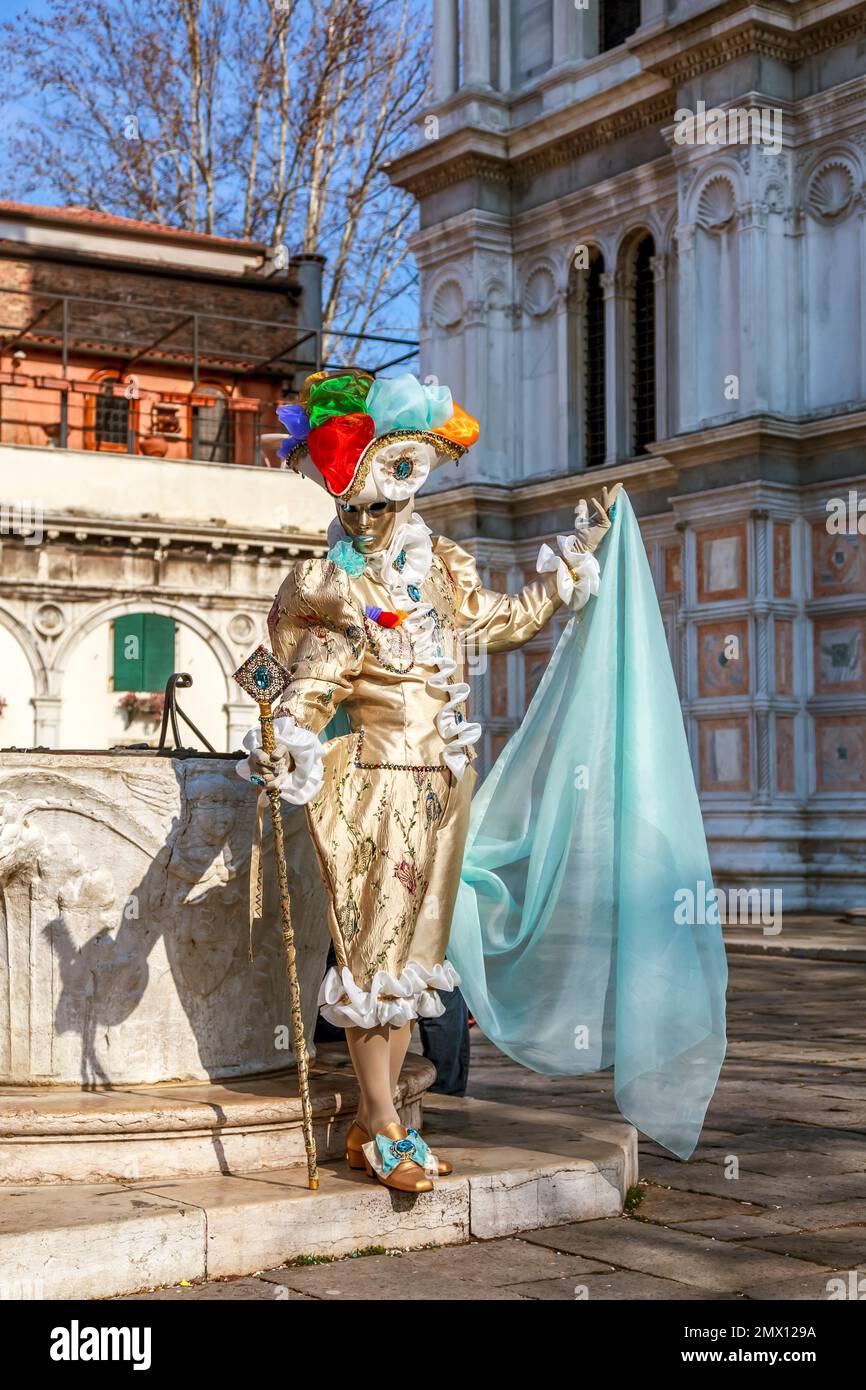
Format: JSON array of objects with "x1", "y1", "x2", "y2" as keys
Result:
[
  {"x1": 346, "y1": 1120, "x2": 453, "y2": 1176},
  {"x1": 354, "y1": 1121, "x2": 436, "y2": 1193}
]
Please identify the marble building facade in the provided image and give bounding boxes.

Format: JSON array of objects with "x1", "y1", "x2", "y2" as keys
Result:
[{"x1": 389, "y1": 0, "x2": 866, "y2": 908}]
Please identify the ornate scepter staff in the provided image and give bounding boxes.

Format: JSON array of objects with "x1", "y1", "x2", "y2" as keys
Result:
[{"x1": 233, "y1": 644, "x2": 318, "y2": 1191}]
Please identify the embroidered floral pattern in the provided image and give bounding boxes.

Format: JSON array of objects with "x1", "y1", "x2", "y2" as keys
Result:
[{"x1": 394, "y1": 858, "x2": 418, "y2": 895}]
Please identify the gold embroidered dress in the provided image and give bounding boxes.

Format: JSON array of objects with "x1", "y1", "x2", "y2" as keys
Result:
[
  {"x1": 239, "y1": 368, "x2": 605, "y2": 1032},
  {"x1": 267, "y1": 521, "x2": 563, "y2": 1029}
]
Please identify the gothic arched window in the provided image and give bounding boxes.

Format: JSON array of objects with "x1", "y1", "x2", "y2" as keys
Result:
[
  {"x1": 631, "y1": 234, "x2": 656, "y2": 456},
  {"x1": 584, "y1": 250, "x2": 606, "y2": 467}
]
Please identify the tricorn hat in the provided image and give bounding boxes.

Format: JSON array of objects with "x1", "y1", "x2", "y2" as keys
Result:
[{"x1": 265, "y1": 368, "x2": 479, "y2": 505}]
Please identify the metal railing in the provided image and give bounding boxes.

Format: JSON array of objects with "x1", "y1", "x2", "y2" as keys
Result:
[{"x1": 0, "y1": 285, "x2": 419, "y2": 465}]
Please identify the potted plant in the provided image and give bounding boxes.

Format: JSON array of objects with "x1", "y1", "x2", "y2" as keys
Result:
[{"x1": 116, "y1": 691, "x2": 165, "y2": 731}]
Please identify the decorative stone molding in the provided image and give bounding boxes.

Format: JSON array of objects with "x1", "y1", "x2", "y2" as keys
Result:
[
  {"x1": 514, "y1": 94, "x2": 679, "y2": 184},
  {"x1": 394, "y1": 94, "x2": 678, "y2": 199},
  {"x1": 674, "y1": 222, "x2": 696, "y2": 253},
  {"x1": 763, "y1": 180, "x2": 787, "y2": 214},
  {"x1": 464, "y1": 298, "x2": 487, "y2": 327},
  {"x1": 430, "y1": 276, "x2": 466, "y2": 329},
  {"x1": 227, "y1": 612, "x2": 257, "y2": 646},
  {"x1": 806, "y1": 159, "x2": 857, "y2": 222},
  {"x1": 32, "y1": 602, "x2": 66, "y2": 638},
  {"x1": 394, "y1": 150, "x2": 511, "y2": 200},
  {"x1": 483, "y1": 277, "x2": 510, "y2": 312},
  {"x1": 783, "y1": 206, "x2": 806, "y2": 237},
  {"x1": 638, "y1": 11, "x2": 866, "y2": 86},
  {"x1": 739, "y1": 201, "x2": 769, "y2": 231},
  {"x1": 696, "y1": 175, "x2": 738, "y2": 232},
  {"x1": 522, "y1": 264, "x2": 558, "y2": 317}
]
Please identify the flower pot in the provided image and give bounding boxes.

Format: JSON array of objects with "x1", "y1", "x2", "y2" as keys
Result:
[{"x1": 140, "y1": 436, "x2": 169, "y2": 457}]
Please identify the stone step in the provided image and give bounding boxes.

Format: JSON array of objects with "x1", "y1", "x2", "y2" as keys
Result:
[
  {"x1": 0, "y1": 1096, "x2": 637, "y2": 1300},
  {"x1": 0, "y1": 1050, "x2": 432, "y2": 1185}
]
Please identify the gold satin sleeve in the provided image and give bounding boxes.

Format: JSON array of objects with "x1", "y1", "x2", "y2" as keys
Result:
[
  {"x1": 269, "y1": 557, "x2": 366, "y2": 736},
  {"x1": 433, "y1": 536, "x2": 561, "y2": 654}
]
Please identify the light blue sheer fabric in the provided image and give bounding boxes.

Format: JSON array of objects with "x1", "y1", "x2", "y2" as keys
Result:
[
  {"x1": 365, "y1": 374, "x2": 453, "y2": 435},
  {"x1": 321, "y1": 705, "x2": 352, "y2": 742},
  {"x1": 448, "y1": 495, "x2": 727, "y2": 1159}
]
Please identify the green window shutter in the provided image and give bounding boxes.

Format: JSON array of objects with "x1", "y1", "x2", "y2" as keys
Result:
[
  {"x1": 113, "y1": 613, "x2": 175, "y2": 692},
  {"x1": 142, "y1": 615, "x2": 176, "y2": 692},
  {"x1": 113, "y1": 614, "x2": 145, "y2": 691}
]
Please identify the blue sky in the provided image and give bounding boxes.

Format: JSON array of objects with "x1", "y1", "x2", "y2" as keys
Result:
[
  {"x1": 0, "y1": 0, "x2": 53, "y2": 21},
  {"x1": 0, "y1": 0, "x2": 57, "y2": 202}
]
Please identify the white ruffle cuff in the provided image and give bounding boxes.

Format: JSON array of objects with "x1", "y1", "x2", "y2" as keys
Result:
[
  {"x1": 536, "y1": 536, "x2": 601, "y2": 611},
  {"x1": 318, "y1": 958, "x2": 460, "y2": 1029},
  {"x1": 236, "y1": 715, "x2": 325, "y2": 806}
]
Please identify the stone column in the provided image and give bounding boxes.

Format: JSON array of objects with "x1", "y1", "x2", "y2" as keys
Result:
[
  {"x1": 554, "y1": 285, "x2": 571, "y2": 475},
  {"x1": 31, "y1": 695, "x2": 62, "y2": 747},
  {"x1": 553, "y1": 0, "x2": 582, "y2": 62},
  {"x1": 226, "y1": 700, "x2": 256, "y2": 753},
  {"x1": 783, "y1": 207, "x2": 806, "y2": 418},
  {"x1": 639, "y1": 0, "x2": 666, "y2": 29},
  {"x1": 463, "y1": 0, "x2": 492, "y2": 89},
  {"x1": 463, "y1": 293, "x2": 489, "y2": 473},
  {"x1": 752, "y1": 509, "x2": 771, "y2": 804},
  {"x1": 578, "y1": 1, "x2": 600, "y2": 60},
  {"x1": 859, "y1": 198, "x2": 866, "y2": 402},
  {"x1": 674, "y1": 223, "x2": 698, "y2": 432},
  {"x1": 738, "y1": 202, "x2": 770, "y2": 415},
  {"x1": 651, "y1": 253, "x2": 668, "y2": 442},
  {"x1": 567, "y1": 273, "x2": 587, "y2": 471},
  {"x1": 601, "y1": 269, "x2": 631, "y2": 464},
  {"x1": 496, "y1": 0, "x2": 511, "y2": 90},
  {"x1": 433, "y1": 0, "x2": 459, "y2": 100}
]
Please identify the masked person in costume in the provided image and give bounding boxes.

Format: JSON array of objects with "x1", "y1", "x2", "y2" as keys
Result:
[{"x1": 237, "y1": 368, "x2": 614, "y2": 1191}]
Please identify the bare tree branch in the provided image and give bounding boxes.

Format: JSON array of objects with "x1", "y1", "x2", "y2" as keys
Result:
[{"x1": 0, "y1": 0, "x2": 429, "y2": 336}]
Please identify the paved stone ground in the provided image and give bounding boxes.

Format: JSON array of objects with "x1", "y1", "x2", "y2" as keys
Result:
[{"x1": 124, "y1": 926, "x2": 866, "y2": 1301}]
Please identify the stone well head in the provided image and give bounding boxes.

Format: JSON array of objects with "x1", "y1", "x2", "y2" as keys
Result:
[{"x1": 0, "y1": 749, "x2": 328, "y2": 1088}]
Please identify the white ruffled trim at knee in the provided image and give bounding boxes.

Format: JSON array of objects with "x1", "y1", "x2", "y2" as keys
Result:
[
  {"x1": 236, "y1": 715, "x2": 324, "y2": 806},
  {"x1": 317, "y1": 958, "x2": 460, "y2": 1029}
]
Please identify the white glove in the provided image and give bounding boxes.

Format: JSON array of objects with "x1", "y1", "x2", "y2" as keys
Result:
[
  {"x1": 247, "y1": 741, "x2": 294, "y2": 793},
  {"x1": 236, "y1": 716, "x2": 325, "y2": 806},
  {"x1": 572, "y1": 483, "x2": 622, "y2": 555}
]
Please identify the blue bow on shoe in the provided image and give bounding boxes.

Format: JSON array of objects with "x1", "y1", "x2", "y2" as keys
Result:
[{"x1": 374, "y1": 1127, "x2": 434, "y2": 1176}]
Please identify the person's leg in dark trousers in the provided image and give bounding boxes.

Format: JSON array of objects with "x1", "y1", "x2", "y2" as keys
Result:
[{"x1": 417, "y1": 978, "x2": 470, "y2": 1095}]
